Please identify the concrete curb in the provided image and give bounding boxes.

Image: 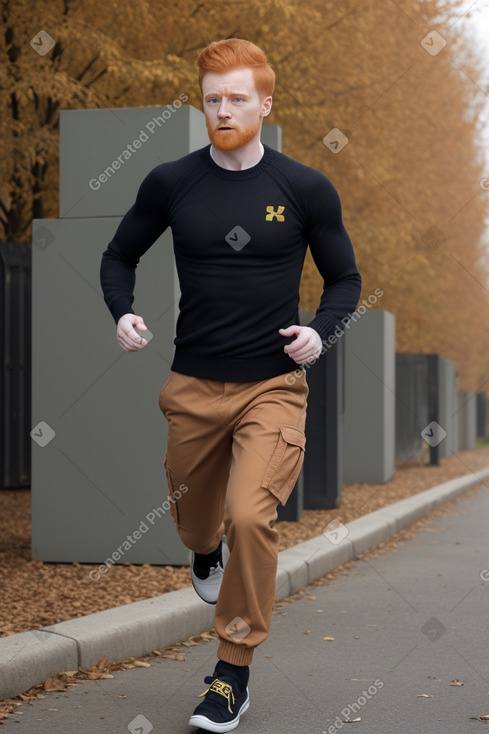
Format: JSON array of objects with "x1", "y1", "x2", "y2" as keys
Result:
[{"x1": 2, "y1": 465, "x2": 489, "y2": 700}]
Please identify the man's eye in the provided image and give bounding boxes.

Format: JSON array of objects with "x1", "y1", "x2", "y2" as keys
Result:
[
  {"x1": 207, "y1": 98, "x2": 220, "y2": 104},
  {"x1": 233, "y1": 97, "x2": 244, "y2": 102}
]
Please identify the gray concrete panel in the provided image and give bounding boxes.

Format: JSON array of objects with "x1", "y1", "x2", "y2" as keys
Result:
[
  {"x1": 457, "y1": 391, "x2": 477, "y2": 451},
  {"x1": 260, "y1": 123, "x2": 282, "y2": 150},
  {"x1": 438, "y1": 358, "x2": 457, "y2": 457},
  {"x1": 343, "y1": 311, "x2": 395, "y2": 483},
  {"x1": 31, "y1": 217, "x2": 184, "y2": 563},
  {"x1": 59, "y1": 105, "x2": 209, "y2": 218}
]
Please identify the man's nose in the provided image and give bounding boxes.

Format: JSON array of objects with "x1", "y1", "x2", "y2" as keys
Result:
[{"x1": 217, "y1": 99, "x2": 231, "y2": 118}]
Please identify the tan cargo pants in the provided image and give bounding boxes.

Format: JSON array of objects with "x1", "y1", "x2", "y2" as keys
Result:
[{"x1": 158, "y1": 369, "x2": 308, "y2": 666}]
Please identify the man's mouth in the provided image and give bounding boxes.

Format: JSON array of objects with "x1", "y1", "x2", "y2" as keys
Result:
[{"x1": 217, "y1": 126, "x2": 233, "y2": 130}]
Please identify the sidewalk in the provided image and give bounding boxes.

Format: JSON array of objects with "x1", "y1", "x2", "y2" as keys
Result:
[{"x1": 2, "y1": 474, "x2": 489, "y2": 732}]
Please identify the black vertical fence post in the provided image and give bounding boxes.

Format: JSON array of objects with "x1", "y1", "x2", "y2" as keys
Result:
[
  {"x1": 427, "y1": 354, "x2": 440, "y2": 466},
  {"x1": 277, "y1": 327, "x2": 343, "y2": 522},
  {"x1": 0, "y1": 240, "x2": 31, "y2": 489},
  {"x1": 303, "y1": 339, "x2": 343, "y2": 510}
]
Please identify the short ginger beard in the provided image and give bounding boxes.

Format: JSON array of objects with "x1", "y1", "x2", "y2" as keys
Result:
[{"x1": 206, "y1": 117, "x2": 262, "y2": 151}]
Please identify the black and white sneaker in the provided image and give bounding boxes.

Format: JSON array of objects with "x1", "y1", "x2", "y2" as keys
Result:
[
  {"x1": 190, "y1": 540, "x2": 228, "y2": 605},
  {"x1": 188, "y1": 674, "x2": 250, "y2": 732}
]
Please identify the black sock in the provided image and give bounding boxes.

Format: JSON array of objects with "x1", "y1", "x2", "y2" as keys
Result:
[
  {"x1": 215, "y1": 660, "x2": 250, "y2": 690},
  {"x1": 192, "y1": 540, "x2": 222, "y2": 580}
]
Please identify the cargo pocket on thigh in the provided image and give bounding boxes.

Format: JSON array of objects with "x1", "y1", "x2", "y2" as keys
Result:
[
  {"x1": 261, "y1": 425, "x2": 306, "y2": 506},
  {"x1": 163, "y1": 455, "x2": 180, "y2": 526}
]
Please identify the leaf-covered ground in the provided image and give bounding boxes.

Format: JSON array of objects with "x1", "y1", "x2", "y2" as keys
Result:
[{"x1": 1, "y1": 446, "x2": 488, "y2": 639}]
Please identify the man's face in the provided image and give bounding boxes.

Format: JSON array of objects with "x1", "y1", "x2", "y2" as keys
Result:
[{"x1": 201, "y1": 67, "x2": 272, "y2": 151}]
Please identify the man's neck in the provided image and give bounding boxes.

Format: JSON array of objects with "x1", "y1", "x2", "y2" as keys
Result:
[{"x1": 210, "y1": 139, "x2": 265, "y2": 171}]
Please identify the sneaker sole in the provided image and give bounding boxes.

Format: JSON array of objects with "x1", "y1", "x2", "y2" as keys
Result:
[{"x1": 188, "y1": 689, "x2": 250, "y2": 732}]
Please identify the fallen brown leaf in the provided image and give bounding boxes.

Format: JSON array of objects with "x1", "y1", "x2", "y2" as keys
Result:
[{"x1": 44, "y1": 676, "x2": 68, "y2": 692}]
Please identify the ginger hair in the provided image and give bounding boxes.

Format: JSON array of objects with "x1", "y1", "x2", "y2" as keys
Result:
[{"x1": 197, "y1": 38, "x2": 275, "y2": 98}]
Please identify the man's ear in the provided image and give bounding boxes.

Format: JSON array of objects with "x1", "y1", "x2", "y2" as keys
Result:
[{"x1": 261, "y1": 96, "x2": 273, "y2": 118}]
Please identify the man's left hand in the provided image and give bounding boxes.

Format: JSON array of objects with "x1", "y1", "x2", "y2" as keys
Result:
[{"x1": 279, "y1": 325, "x2": 322, "y2": 365}]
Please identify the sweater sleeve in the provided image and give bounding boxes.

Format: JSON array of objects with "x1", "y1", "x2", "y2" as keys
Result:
[
  {"x1": 302, "y1": 172, "x2": 362, "y2": 341},
  {"x1": 100, "y1": 166, "x2": 170, "y2": 324}
]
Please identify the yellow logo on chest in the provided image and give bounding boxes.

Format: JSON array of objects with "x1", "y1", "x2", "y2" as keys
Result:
[{"x1": 266, "y1": 205, "x2": 285, "y2": 222}]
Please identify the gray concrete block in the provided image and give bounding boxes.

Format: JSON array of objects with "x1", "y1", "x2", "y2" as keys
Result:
[
  {"x1": 59, "y1": 105, "x2": 209, "y2": 218},
  {"x1": 343, "y1": 514, "x2": 392, "y2": 555},
  {"x1": 457, "y1": 391, "x2": 477, "y2": 450},
  {"x1": 0, "y1": 631, "x2": 78, "y2": 700},
  {"x1": 276, "y1": 552, "x2": 310, "y2": 595},
  {"x1": 43, "y1": 589, "x2": 215, "y2": 669},
  {"x1": 305, "y1": 538, "x2": 354, "y2": 583},
  {"x1": 277, "y1": 535, "x2": 354, "y2": 595},
  {"x1": 363, "y1": 507, "x2": 400, "y2": 535},
  {"x1": 31, "y1": 216, "x2": 186, "y2": 564},
  {"x1": 438, "y1": 358, "x2": 457, "y2": 457},
  {"x1": 260, "y1": 123, "x2": 282, "y2": 150},
  {"x1": 343, "y1": 311, "x2": 396, "y2": 484},
  {"x1": 426, "y1": 467, "x2": 489, "y2": 507},
  {"x1": 283, "y1": 540, "x2": 327, "y2": 586},
  {"x1": 275, "y1": 566, "x2": 292, "y2": 601},
  {"x1": 374, "y1": 498, "x2": 433, "y2": 532}
]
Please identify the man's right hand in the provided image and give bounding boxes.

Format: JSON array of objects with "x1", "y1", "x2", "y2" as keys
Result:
[{"x1": 117, "y1": 314, "x2": 150, "y2": 352}]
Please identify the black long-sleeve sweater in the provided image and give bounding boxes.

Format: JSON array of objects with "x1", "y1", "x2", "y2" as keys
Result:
[{"x1": 100, "y1": 143, "x2": 361, "y2": 382}]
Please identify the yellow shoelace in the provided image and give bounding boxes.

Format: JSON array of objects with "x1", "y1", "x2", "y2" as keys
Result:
[{"x1": 198, "y1": 678, "x2": 236, "y2": 713}]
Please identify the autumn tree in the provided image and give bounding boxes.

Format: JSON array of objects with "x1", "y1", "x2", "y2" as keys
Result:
[{"x1": 1, "y1": 0, "x2": 488, "y2": 389}]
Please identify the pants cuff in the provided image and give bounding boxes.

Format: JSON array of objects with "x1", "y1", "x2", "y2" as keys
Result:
[{"x1": 217, "y1": 639, "x2": 255, "y2": 666}]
